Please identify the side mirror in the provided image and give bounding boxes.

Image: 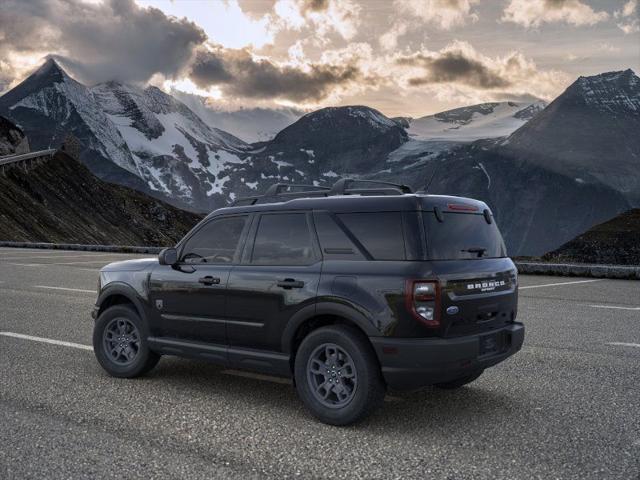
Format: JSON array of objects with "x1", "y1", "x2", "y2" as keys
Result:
[{"x1": 158, "y1": 247, "x2": 178, "y2": 266}]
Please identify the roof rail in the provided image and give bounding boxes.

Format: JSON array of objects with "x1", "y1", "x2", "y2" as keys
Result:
[
  {"x1": 330, "y1": 178, "x2": 412, "y2": 195},
  {"x1": 228, "y1": 179, "x2": 413, "y2": 207},
  {"x1": 229, "y1": 183, "x2": 330, "y2": 206},
  {"x1": 264, "y1": 183, "x2": 330, "y2": 196}
]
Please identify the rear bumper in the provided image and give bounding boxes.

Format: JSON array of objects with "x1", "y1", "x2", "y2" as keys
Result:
[{"x1": 370, "y1": 323, "x2": 524, "y2": 391}]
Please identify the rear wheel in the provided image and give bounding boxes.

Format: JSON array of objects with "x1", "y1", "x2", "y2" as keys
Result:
[
  {"x1": 434, "y1": 370, "x2": 484, "y2": 390},
  {"x1": 294, "y1": 325, "x2": 385, "y2": 426},
  {"x1": 93, "y1": 305, "x2": 160, "y2": 378}
]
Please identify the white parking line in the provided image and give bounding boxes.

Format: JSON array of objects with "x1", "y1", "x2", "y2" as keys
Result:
[
  {"x1": 0, "y1": 253, "x2": 121, "y2": 261},
  {"x1": 589, "y1": 305, "x2": 640, "y2": 311},
  {"x1": 0, "y1": 332, "x2": 93, "y2": 351},
  {"x1": 10, "y1": 260, "x2": 114, "y2": 266},
  {"x1": 606, "y1": 342, "x2": 640, "y2": 349},
  {"x1": 519, "y1": 279, "x2": 602, "y2": 290},
  {"x1": 34, "y1": 285, "x2": 96, "y2": 294}
]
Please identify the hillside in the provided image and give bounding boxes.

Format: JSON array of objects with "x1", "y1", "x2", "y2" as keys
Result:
[
  {"x1": 0, "y1": 150, "x2": 201, "y2": 245},
  {"x1": 503, "y1": 69, "x2": 640, "y2": 203},
  {"x1": 542, "y1": 209, "x2": 640, "y2": 265}
]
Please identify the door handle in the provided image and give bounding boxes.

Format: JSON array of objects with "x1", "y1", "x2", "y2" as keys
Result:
[
  {"x1": 277, "y1": 278, "x2": 305, "y2": 289},
  {"x1": 198, "y1": 276, "x2": 221, "y2": 286}
]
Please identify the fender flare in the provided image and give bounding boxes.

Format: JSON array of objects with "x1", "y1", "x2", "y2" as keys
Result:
[
  {"x1": 281, "y1": 300, "x2": 378, "y2": 354},
  {"x1": 96, "y1": 282, "x2": 147, "y2": 321}
]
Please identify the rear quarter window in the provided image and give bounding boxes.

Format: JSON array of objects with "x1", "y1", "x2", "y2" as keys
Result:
[{"x1": 337, "y1": 212, "x2": 406, "y2": 260}]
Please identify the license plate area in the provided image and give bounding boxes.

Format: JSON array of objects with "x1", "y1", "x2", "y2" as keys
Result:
[{"x1": 479, "y1": 332, "x2": 504, "y2": 356}]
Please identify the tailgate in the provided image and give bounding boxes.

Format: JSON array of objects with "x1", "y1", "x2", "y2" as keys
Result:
[{"x1": 432, "y1": 259, "x2": 518, "y2": 337}]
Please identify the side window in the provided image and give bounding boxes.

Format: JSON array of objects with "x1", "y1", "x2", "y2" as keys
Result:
[
  {"x1": 337, "y1": 212, "x2": 406, "y2": 260},
  {"x1": 251, "y1": 213, "x2": 315, "y2": 265},
  {"x1": 180, "y1": 216, "x2": 247, "y2": 264},
  {"x1": 313, "y1": 212, "x2": 365, "y2": 260}
]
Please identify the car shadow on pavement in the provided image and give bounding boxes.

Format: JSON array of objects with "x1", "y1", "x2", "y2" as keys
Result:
[{"x1": 142, "y1": 357, "x2": 522, "y2": 431}]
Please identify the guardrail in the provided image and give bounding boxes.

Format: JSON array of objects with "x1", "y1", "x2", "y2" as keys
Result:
[
  {"x1": 0, "y1": 241, "x2": 162, "y2": 254},
  {"x1": 516, "y1": 261, "x2": 640, "y2": 280},
  {"x1": 0, "y1": 149, "x2": 57, "y2": 171}
]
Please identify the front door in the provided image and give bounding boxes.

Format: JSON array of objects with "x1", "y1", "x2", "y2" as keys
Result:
[
  {"x1": 226, "y1": 212, "x2": 321, "y2": 352},
  {"x1": 148, "y1": 214, "x2": 251, "y2": 345}
]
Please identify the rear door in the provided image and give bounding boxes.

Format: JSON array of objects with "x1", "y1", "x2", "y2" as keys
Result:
[{"x1": 225, "y1": 211, "x2": 322, "y2": 352}]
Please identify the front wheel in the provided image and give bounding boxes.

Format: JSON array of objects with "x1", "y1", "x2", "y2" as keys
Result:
[
  {"x1": 294, "y1": 325, "x2": 385, "y2": 426},
  {"x1": 93, "y1": 304, "x2": 160, "y2": 378}
]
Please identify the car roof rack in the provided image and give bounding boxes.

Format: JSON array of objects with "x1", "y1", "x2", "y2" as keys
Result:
[
  {"x1": 228, "y1": 179, "x2": 413, "y2": 207},
  {"x1": 229, "y1": 184, "x2": 330, "y2": 206},
  {"x1": 330, "y1": 179, "x2": 412, "y2": 196}
]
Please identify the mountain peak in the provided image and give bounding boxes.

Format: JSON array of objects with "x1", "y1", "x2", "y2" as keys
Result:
[
  {"x1": 32, "y1": 57, "x2": 70, "y2": 83},
  {"x1": 566, "y1": 69, "x2": 640, "y2": 113}
]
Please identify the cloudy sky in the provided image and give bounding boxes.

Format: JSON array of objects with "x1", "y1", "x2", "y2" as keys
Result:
[{"x1": 0, "y1": 0, "x2": 638, "y2": 117}]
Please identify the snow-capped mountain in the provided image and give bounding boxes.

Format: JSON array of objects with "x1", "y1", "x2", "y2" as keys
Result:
[
  {"x1": 0, "y1": 59, "x2": 137, "y2": 174},
  {"x1": 0, "y1": 59, "x2": 253, "y2": 211},
  {"x1": 503, "y1": 69, "x2": 640, "y2": 202},
  {"x1": 407, "y1": 101, "x2": 546, "y2": 142},
  {"x1": 172, "y1": 90, "x2": 302, "y2": 143},
  {"x1": 90, "y1": 81, "x2": 250, "y2": 208},
  {"x1": 2, "y1": 59, "x2": 637, "y2": 256},
  {"x1": 373, "y1": 70, "x2": 639, "y2": 255}
]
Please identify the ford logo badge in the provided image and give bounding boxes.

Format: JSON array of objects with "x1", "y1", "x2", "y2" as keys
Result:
[{"x1": 446, "y1": 306, "x2": 459, "y2": 315}]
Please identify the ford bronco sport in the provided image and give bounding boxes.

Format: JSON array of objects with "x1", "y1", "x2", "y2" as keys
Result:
[{"x1": 92, "y1": 180, "x2": 524, "y2": 425}]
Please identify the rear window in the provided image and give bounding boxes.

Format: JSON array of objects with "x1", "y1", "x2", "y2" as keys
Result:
[
  {"x1": 337, "y1": 212, "x2": 406, "y2": 260},
  {"x1": 423, "y1": 212, "x2": 506, "y2": 260}
]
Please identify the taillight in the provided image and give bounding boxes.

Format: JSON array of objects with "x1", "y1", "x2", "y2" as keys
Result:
[{"x1": 406, "y1": 280, "x2": 440, "y2": 327}]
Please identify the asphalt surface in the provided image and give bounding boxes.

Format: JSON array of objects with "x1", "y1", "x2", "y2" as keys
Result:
[{"x1": 0, "y1": 247, "x2": 638, "y2": 479}]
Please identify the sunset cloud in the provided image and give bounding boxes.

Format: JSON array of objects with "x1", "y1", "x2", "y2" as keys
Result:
[
  {"x1": 395, "y1": 0, "x2": 479, "y2": 30},
  {"x1": 614, "y1": 0, "x2": 639, "y2": 34},
  {"x1": 189, "y1": 46, "x2": 362, "y2": 103},
  {"x1": 0, "y1": 0, "x2": 205, "y2": 85},
  {"x1": 502, "y1": 0, "x2": 609, "y2": 27},
  {"x1": 0, "y1": 0, "x2": 634, "y2": 116},
  {"x1": 395, "y1": 41, "x2": 569, "y2": 103}
]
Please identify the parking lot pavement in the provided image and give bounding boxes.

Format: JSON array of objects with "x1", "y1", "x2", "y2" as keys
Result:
[{"x1": 1, "y1": 248, "x2": 639, "y2": 479}]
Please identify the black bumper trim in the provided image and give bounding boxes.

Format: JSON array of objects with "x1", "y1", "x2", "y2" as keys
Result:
[{"x1": 370, "y1": 323, "x2": 524, "y2": 390}]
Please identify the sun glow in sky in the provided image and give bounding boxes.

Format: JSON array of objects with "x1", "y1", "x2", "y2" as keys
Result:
[{"x1": 1, "y1": 0, "x2": 638, "y2": 117}]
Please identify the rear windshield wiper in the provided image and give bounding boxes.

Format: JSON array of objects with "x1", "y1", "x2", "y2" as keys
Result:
[{"x1": 461, "y1": 247, "x2": 487, "y2": 258}]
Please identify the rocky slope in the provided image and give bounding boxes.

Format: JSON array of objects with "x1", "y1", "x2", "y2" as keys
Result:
[
  {"x1": 0, "y1": 150, "x2": 201, "y2": 245},
  {"x1": 371, "y1": 70, "x2": 639, "y2": 255},
  {"x1": 0, "y1": 116, "x2": 29, "y2": 156},
  {"x1": 502, "y1": 69, "x2": 640, "y2": 203},
  {"x1": 542, "y1": 209, "x2": 640, "y2": 265}
]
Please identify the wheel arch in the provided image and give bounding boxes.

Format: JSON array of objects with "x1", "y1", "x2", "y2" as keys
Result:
[
  {"x1": 96, "y1": 283, "x2": 147, "y2": 321},
  {"x1": 283, "y1": 302, "x2": 381, "y2": 370}
]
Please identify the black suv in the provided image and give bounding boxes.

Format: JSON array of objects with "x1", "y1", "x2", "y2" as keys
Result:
[{"x1": 92, "y1": 180, "x2": 524, "y2": 425}]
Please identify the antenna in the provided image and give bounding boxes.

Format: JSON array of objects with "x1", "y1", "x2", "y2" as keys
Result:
[{"x1": 424, "y1": 160, "x2": 441, "y2": 193}]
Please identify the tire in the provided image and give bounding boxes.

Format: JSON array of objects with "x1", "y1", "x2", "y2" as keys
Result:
[
  {"x1": 294, "y1": 325, "x2": 385, "y2": 426},
  {"x1": 434, "y1": 370, "x2": 484, "y2": 390},
  {"x1": 93, "y1": 304, "x2": 160, "y2": 378}
]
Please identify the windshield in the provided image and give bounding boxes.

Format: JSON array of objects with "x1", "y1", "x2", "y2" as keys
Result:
[{"x1": 423, "y1": 211, "x2": 507, "y2": 260}]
